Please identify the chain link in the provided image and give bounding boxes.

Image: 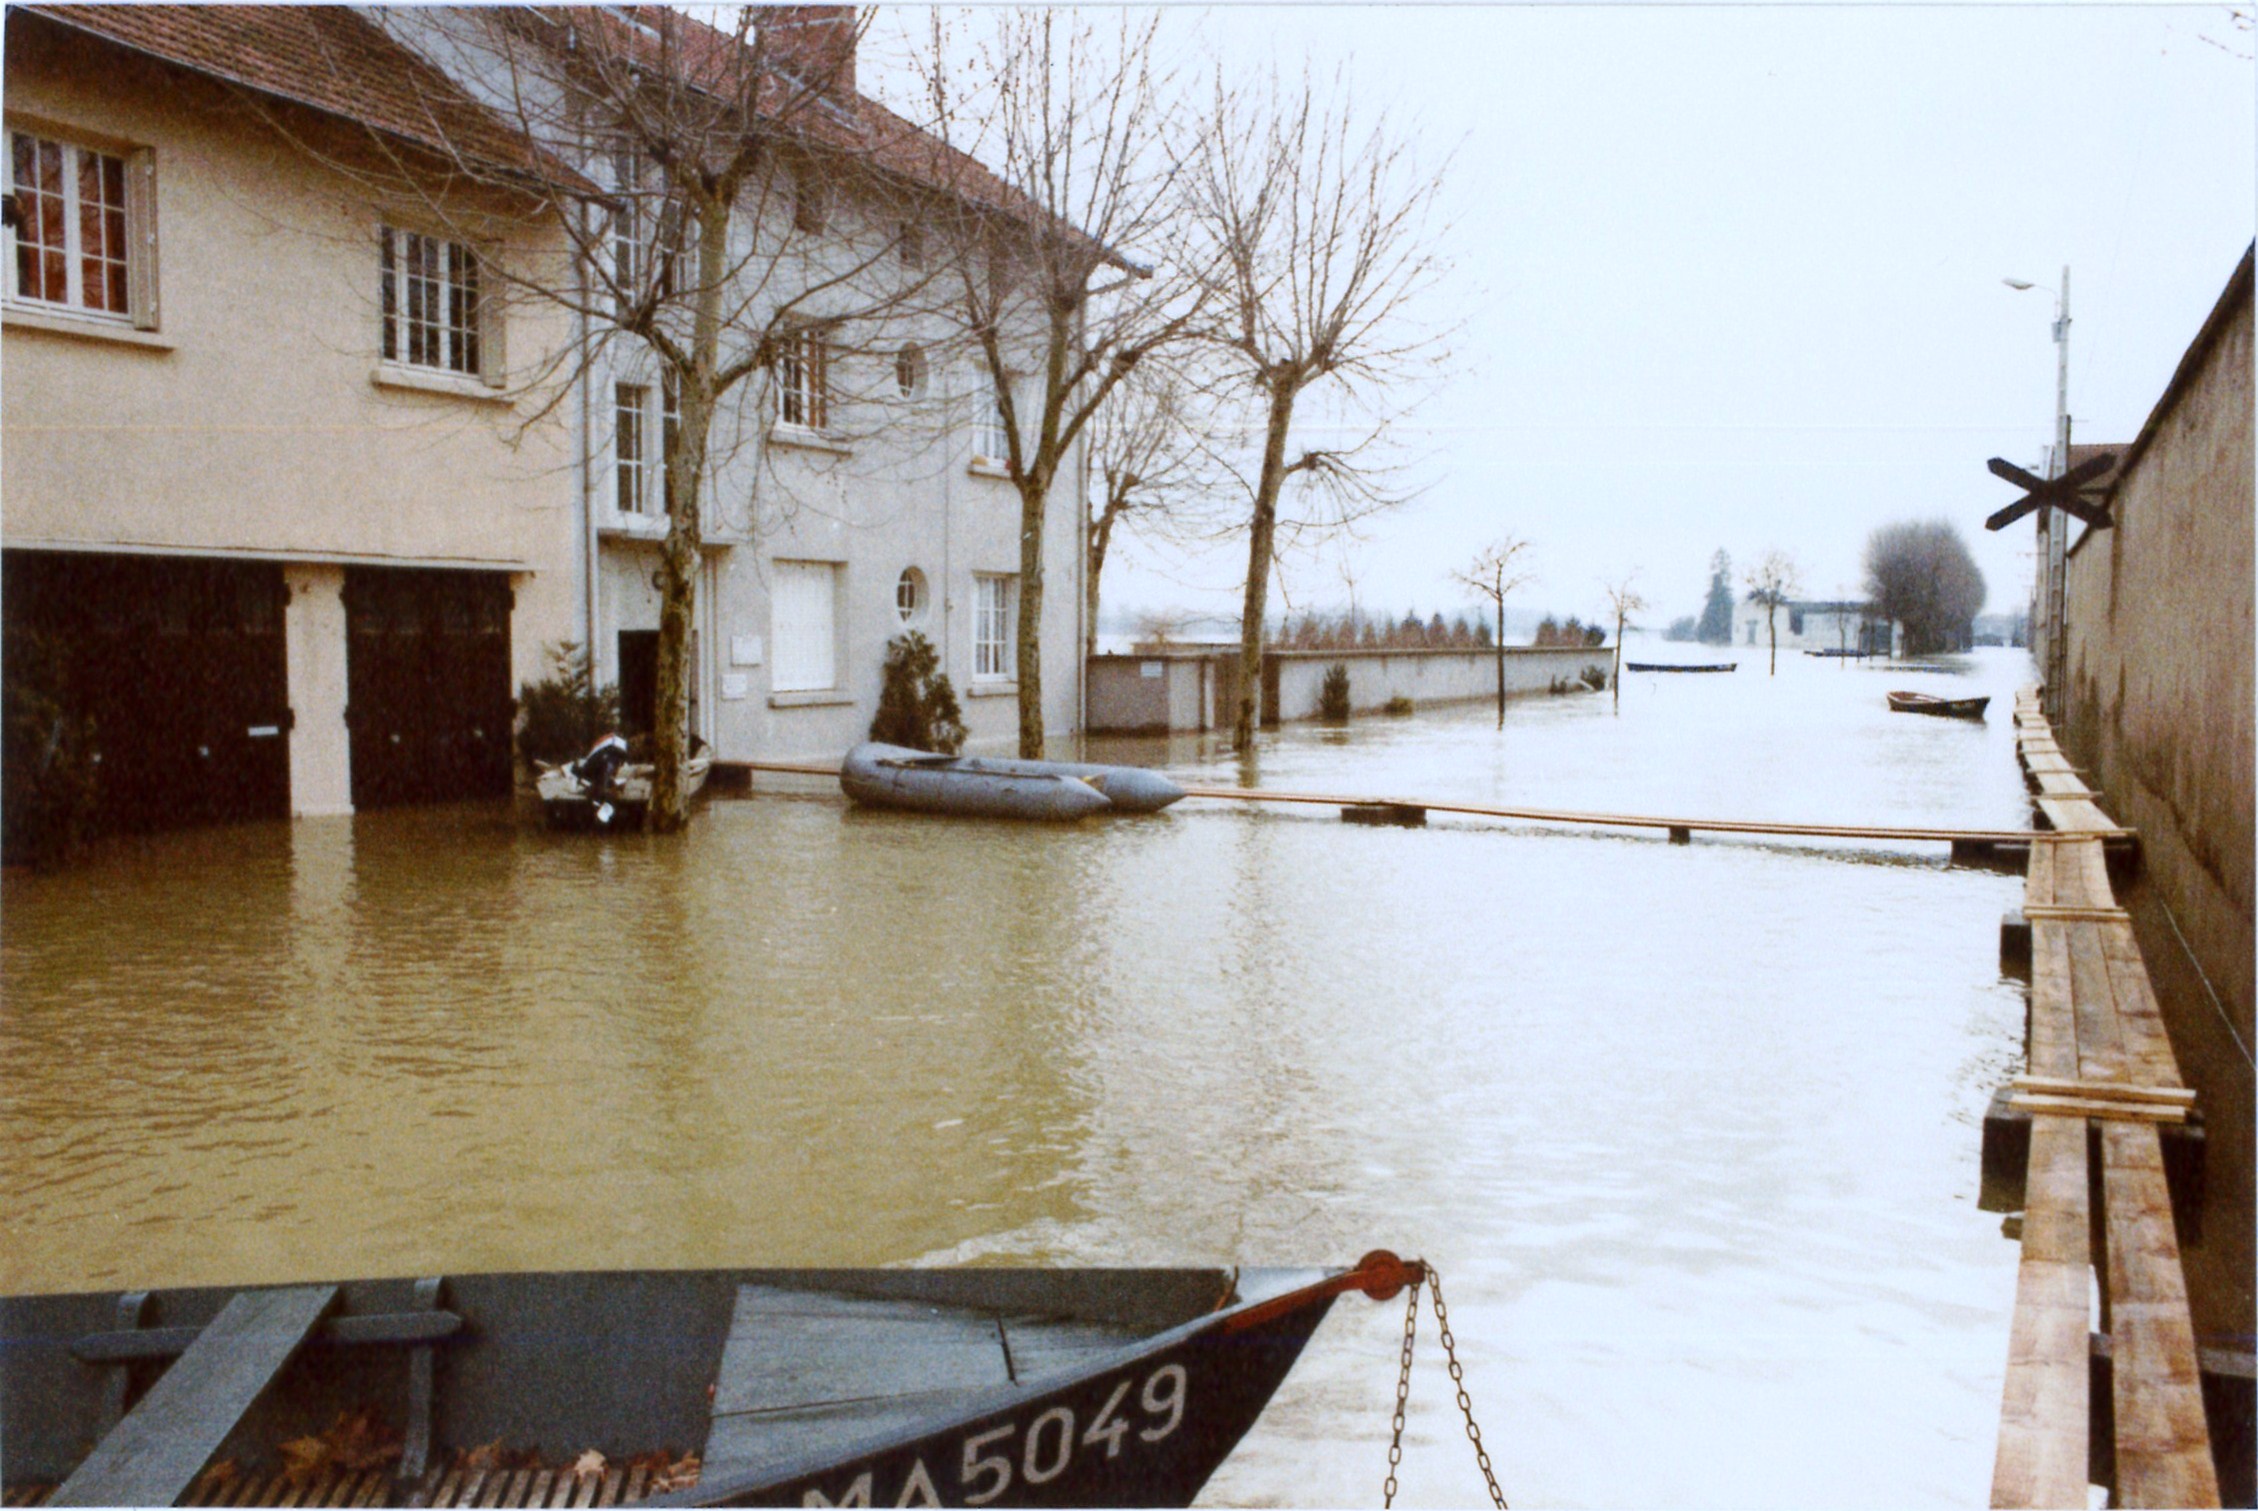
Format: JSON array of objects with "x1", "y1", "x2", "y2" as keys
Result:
[
  {"x1": 1380, "y1": 1264, "x2": 1506, "y2": 1510},
  {"x1": 1382, "y1": 1279, "x2": 1419, "y2": 1508}
]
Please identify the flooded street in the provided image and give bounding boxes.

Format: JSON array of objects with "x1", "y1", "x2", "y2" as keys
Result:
[{"x1": 4, "y1": 648, "x2": 2037, "y2": 1507}]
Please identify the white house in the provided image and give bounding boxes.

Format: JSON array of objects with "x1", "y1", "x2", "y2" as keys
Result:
[{"x1": 1732, "y1": 597, "x2": 1902, "y2": 656}]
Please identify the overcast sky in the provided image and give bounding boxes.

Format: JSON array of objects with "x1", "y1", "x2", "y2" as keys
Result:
[{"x1": 870, "y1": 5, "x2": 2254, "y2": 630}]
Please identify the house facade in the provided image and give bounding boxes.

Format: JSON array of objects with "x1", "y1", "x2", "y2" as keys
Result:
[
  {"x1": 3, "y1": 4, "x2": 1086, "y2": 838},
  {"x1": 1731, "y1": 597, "x2": 1899, "y2": 656},
  {"x1": 2, "y1": 6, "x2": 583, "y2": 831}
]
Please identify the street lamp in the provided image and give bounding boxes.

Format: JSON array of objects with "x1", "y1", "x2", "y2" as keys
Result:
[
  {"x1": 2004, "y1": 266, "x2": 2072, "y2": 716},
  {"x1": 2002, "y1": 268, "x2": 2071, "y2": 477}
]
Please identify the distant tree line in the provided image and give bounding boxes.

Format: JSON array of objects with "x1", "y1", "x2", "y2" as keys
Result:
[
  {"x1": 1275, "y1": 609, "x2": 1493, "y2": 651},
  {"x1": 1532, "y1": 616, "x2": 1607, "y2": 648}
]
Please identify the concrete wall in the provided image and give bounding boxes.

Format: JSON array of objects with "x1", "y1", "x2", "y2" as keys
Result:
[
  {"x1": 1088, "y1": 646, "x2": 1612, "y2": 732},
  {"x1": 2057, "y1": 248, "x2": 2253, "y2": 1352},
  {"x1": 2, "y1": 19, "x2": 581, "y2": 811}
]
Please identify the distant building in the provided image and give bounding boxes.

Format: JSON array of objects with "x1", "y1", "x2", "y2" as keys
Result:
[{"x1": 1731, "y1": 598, "x2": 1900, "y2": 656}]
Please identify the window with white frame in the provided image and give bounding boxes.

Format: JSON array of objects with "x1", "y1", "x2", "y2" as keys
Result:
[
  {"x1": 974, "y1": 574, "x2": 1014, "y2": 681},
  {"x1": 610, "y1": 146, "x2": 680, "y2": 317},
  {"x1": 771, "y1": 560, "x2": 840, "y2": 693},
  {"x1": 791, "y1": 163, "x2": 828, "y2": 235},
  {"x1": 614, "y1": 383, "x2": 648, "y2": 514},
  {"x1": 773, "y1": 326, "x2": 829, "y2": 430},
  {"x1": 7, "y1": 129, "x2": 150, "y2": 322},
  {"x1": 975, "y1": 370, "x2": 1011, "y2": 463},
  {"x1": 379, "y1": 226, "x2": 482, "y2": 376},
  {"x1": 615, "y1": 378, "x2": 683, "y2": 515}
]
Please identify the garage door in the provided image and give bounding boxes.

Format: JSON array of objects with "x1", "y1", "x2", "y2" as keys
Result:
[
  {"x1": 343, "y1": 567, "x2": 513, "y2": 809},
  {"x1": 1, "y1": 550, "x2": 290, "y2": 835}
]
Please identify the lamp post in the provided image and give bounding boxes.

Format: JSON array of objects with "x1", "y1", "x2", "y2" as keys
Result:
[{"x1": 2004, "y1": 267, "x2": 2071, "y2": 717}]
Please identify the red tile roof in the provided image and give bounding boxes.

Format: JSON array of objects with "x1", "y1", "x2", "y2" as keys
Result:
[{"x1": 20, "y1": 5, "x2": 589, "y2": 190}]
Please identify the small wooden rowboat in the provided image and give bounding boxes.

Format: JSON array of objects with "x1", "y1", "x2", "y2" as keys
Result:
[
  {"x1": 1623, "y1": 661, "x2": 1736, "y2": 674},
  {"x1": 1, "y1": 1258, "x2": 1420, "y2": 1509},
  {"x1": 840, "y1": 744, "x2": 1184, "y2": 821},
  {"x1": 1886, "y1": 691, "x2": 1990, "y2": 720},
  {"x1": 535, "y1": 749, "x2": 712, "y2": 830}
]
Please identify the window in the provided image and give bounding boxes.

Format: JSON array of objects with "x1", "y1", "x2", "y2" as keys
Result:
[
  {"x1": 771, "y1": 560, "x2": 840, "y2": 693},
  {"x1": 896, "y1": 567, "x2": 927, "y2": 625},
  {"x1": 897, "y1": 222, "x2": 924, "y2": 268},
  {"x1": 974, "y1": 574, "x2": 1013, "y2": 681},
  {"x1": 615, "y1": 379, "x2": 683, "y2": 515},
  {"x1": 895, "y1": 343, "x2": 926, "y2": 398},
  {"x1": 380, "y1": 226, "x2": 482, "y2": 376},
  {"x1": 7, "y1": 130, "x2": 149, "y2": 322},
  {"x1": 614, "y1": 383, "x2": 648, "y2": 513},
  {"x1": 975, "y1": 371, "x2": 1011, "y2": 462},
  {"x1": 773, "y1": 327, "x2": 829, "y2": 429},
  {"x1": 610, "y1": 147, "x2": 680, "y2": 315}
]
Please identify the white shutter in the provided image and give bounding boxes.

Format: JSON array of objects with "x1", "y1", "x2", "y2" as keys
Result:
[
  {"x1": 125, "y1": 146, "x2": 158, "y2": 329},
  {"x1": 770, "y1": 560, "x2": 838, "y2": 692}
]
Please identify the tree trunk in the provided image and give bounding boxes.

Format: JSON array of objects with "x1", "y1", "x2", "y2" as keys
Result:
[
  {"x1": 1493, "y1": 597, "x2": 1505, "y2": 727},
  {"x1": 1612, "y1": 611, "x2": 1624, "y2": 711},
  {"x1": 1087, "y1": 498, "x2": 1121, "y2": 660},
  {"x1": 646, "y1": 198, "x2": 729, "y2": 832},
  {"x1": 1766, "y1": 605, "x2": 1778, "y2": 676},
  {"x1": 1015, "y1": 477, "x2": 1046, "y2": 758},
  {"x1": 1232, "y1": 384, "x2": 1298, "y2": 752}
]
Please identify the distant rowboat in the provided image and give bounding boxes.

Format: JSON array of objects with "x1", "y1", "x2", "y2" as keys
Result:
[
  {"x1": 1886, "y1": 691, "x2": 1990, "y2": 720},
  {"x1": 1624, "y1": 662, "x2": 1736, "y2": 674}
]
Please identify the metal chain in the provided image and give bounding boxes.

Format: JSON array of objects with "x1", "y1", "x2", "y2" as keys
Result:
[
  {"x1": 1427, "y1": 1267, "x2": 1506, "y2": 1508},
  {"x1": 1382, "y1": 1278, "x2": 1419, "y2": 1508}
]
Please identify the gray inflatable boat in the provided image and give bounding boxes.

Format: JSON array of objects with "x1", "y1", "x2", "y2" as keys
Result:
[{"x1": 839, "y1": 744, "x2": 1184, "y2": 820}]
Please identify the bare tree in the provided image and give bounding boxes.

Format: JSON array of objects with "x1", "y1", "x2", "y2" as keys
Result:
[
  {"x1": 1744, "y1": 548, "x2": 1803, "y2": 676},
  {"x1": 1452, "y1": 537, "x2": 1537, "y2": 727},
  {"x1": 1603, "y1": 575, "x2": 1648, "y2": 711},
  {"x1": 1085, "y1": 358, "x2": 1227, "y2": 656},
  {"x1": 278, "y1": 6, "x2": 961, "y2": 828},
  {"x1": 1183, "y1": 68, "x2": 1452, "y2": 751},
  {"x1": 918, "y1": 11, "x2": 1208, "y2": 756}
]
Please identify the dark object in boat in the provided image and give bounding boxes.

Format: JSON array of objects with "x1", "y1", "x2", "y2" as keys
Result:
[
  {"x1": 537, "y1": 736, "x2": 712, "y2": 830},
  {"x1": 2, "y1": 1259, "x2": 1419, "y2": 1508},
  {"x1": 1886, "y1": 691, "x2": 1991, "y2": 720},
  {"x1": 1623, "y1": 662, "x2": 1736, "y2": 674},
  {"x1": 839, "y1": 743, "x2": 1183, "y2": 820}
]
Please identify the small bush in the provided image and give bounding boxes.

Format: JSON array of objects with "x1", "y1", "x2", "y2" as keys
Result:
[
  {"x1": 1383, "y1": 694, "x2": 1415, "y2": 716},
  {"x1": 1581, "y1": 664, "x2": 1608, "y2": 690},
  {"x1": 3, "y1": 628, "x2": 100, "y2": 867},
  {"x1": 870, "y1": 631, "x2": 966, "y2": 753},
  {"x1": 1318, "y1": 663, "x2": 1352, "y2": 722},
  {"x1": 518, "y1": 642, "x2": 621, "y2": 766}
]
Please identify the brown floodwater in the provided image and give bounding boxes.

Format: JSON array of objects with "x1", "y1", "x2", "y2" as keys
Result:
[{"x1": 3, "y1": 647, "x2": 2037, "y2": 1506}]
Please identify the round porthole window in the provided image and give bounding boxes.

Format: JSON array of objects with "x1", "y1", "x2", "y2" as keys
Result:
[
  {"x1": 895, "y1": 343, "x2": 927, "y2": 399},
  {"x1": 896, "y1": 567, "x2": 928, "y2": 625}
]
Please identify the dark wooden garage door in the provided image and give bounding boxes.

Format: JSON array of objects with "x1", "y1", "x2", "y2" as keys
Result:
[
  {"x1": 2, "y1": 550, "x2": 291, "y2": 835},
  {"x1": 344, "y1": 567, "x2": 514, "y2": 809}
]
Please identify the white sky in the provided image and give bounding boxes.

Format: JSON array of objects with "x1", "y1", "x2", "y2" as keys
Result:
[{"x1": 867, "y1": 5, "x2": 2254, "y2": 630}]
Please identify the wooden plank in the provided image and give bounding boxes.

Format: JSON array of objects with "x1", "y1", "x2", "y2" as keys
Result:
[
  {"x1": 524, "y1": 1471, "x2": 554, "y2": 1511},
  {"x1": 2100, "y1": 1122, "x2": 2220, "y2": 1507},
  {"x1": 2038, "y1": 796, "x2": 2118, "y2": 834},
  {"x1": 2096, "y1": 925, "x2": 2188, "y2": 1092},
  {"x1": 545, "y1": 1470, "x2": 577, "y2": 1508},
  {"x1": 705, "y1": 1390, "x2": 1001, "y2": 1490},
  {"x1": 2027, "y1": 924, "x2": 2079, "y2": 1080},
  {"x1": 2010, "y1": 1075, "x2": 2195, "y2": 1107},
  {"x1": 623, "y1": 1467, "x2": 648, "y2": 1505},
  {"x1": 594, "y1": 1468, "x2": 623, "y2": 1509},
  {"x1": 2021, "y1": 905, "x2": 2131, "y2": 923},
  {"x1": 1992, "y1": 1115, "x2": 2094, "y2": 1508},
  {"x1": 50, "y1": 1286, "x2": 336, "y2": 1509},
  {"x1": 2007, "y1": 1094, "x2": 2186, "y2": 1124},
  {"x1": 711, "y1": 1286, "x2": 1011, "y2": 1416},
  {"x1": 2068, "y1": 924, "x2": 2129, "y2": 1084},
  {"x1": 998, "y1": 1315, "x2": 1145, "y2": 1382},
  {"x1": 432, "y1": 1469, "x2": 463, "y2": 1508},
  {"x1": 2026, "y1": 833, "x2": 2059, "y2": 909}
]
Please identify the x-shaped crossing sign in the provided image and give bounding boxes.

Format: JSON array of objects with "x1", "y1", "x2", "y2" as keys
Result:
[{"x1": 1983, "y1": 453, "x2": 2117, "y2": 532}]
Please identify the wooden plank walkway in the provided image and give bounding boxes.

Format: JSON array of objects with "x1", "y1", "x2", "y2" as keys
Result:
[
  {"x1": 1993, "y1": 689, "x2": 2219, "y2": 1508},
  {"x1": 725, "y1": 761, "x2": 2133, "y2": 849}
]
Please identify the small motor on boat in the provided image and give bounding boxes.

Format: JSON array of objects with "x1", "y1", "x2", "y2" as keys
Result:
[{"x1": 571, "y1": 734, "x2": 630, "y2": 822}]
